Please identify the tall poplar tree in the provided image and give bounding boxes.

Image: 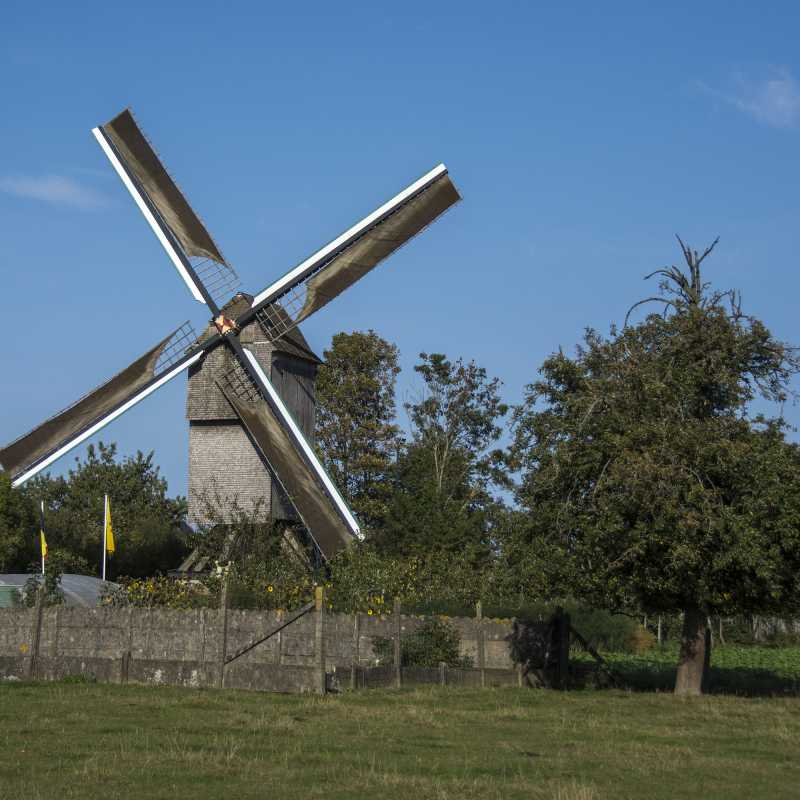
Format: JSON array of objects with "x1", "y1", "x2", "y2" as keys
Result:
[
  {"x1": 314, "y1": 330, "x2": 401, "y2": 531},
  {"x1": 378, "y1": 353, "x2": 508, "y2": 559}
]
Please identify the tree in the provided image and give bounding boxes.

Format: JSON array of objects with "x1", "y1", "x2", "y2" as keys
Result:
[
  {"x1": 315, "y1": 331, "x2": 402, "y2": 530},
  {"x1": 0, "y1": 472, "x2": 36, "y2": 571},
  {"x1": 511, "y1": 239, "x2": 800, "y2": 695},
  {"x1": 377, "y1": 353, "x2": 508, "y2": 559},
  {"x1": 382, "y1": 444, "x2": 490, "y2": 556},
  {"x1": 408, "y1": 353, "x2": 508, "y2": 497},
  {"x1": 20, "y1": 442, "x2": 189, "y2": 578}
]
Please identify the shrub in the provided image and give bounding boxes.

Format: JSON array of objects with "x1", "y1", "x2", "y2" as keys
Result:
[
  {"x1": 102, "y1": 576, "x2": 219, "y2": 609},
  {"x1": 22, "y1": 548, "x2": 88, "y2": 606},
  {"x1": 627, "y1": 625, "x2": 656, "y2": 654},
  {"x1": 374, "y1": 618, "x2": 473, "y2": 668},
  {"x1": 491, "y1": 601, "x2": 642, "y2": 653}
]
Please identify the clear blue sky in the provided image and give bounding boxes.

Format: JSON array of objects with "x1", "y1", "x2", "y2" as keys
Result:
[{"x1": 2, "y1": 1, "x2": 799, "y2": 498}]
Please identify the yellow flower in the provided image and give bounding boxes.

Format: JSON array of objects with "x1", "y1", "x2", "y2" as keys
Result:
[
  {"x1": 267, "y1": 585, "x2": 274, "y2": 593},
  {"x1": 367, "y1": 609, "x2": 374, "y2": 616}
]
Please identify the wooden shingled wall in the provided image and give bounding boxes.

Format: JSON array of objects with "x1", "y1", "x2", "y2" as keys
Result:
[{"x1": 186, "y1": 316, "x2": 319, "y2": 525}]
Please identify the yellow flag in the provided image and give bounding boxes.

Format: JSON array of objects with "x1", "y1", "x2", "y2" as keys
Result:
[
  {"x1": 39, "y1": 500, "x2": 47, "y2": 559},
  {"x1": 104, "y1": 495, "x2": 115, "y2": 555}
]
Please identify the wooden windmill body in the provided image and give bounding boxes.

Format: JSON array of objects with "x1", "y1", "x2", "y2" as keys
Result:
[{"x1": 186, "y1": 294, "x2": 320, "y2": 525}]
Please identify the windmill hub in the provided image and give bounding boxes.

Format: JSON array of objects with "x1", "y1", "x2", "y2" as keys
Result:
[
  {"x1": 0, "y1": 107, "x2": 461, "y2": 562},
  {"x1": 213, "y1": 315, "x2": 238, "y2": 336}
]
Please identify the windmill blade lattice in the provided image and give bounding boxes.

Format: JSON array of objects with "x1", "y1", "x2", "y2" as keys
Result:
[{"x1": 0, "y1": 323, "x2": 200, "y2": 487}]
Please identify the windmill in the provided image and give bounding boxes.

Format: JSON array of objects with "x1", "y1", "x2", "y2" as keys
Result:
[{"x1": 0, "y1": 109, "x2": 461, "y2": 560}]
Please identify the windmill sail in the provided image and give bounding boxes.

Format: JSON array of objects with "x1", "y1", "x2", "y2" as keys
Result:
[
  {"x1": 93, "y1": 109, "x2": 239, "y2": 305},
  {"x1": 247, "y1": 165, "x2": 460, "y2": 340},
  {"x1": 221, "y1": 391, "x2": 357, "y2": 558},
  {"x1": 0, "y1": 325, "x2": 201, "y2": 487},
  {"x1": 219, "y1": 347, "x2": 360, "y2": 559}
]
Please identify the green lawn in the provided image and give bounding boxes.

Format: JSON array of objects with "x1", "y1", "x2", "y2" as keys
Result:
[
  {"x1": 1, "y1": 681, "x2": 799, "y2": 799},
  {"x1": 574, "y1": 645, "x2": 800, "y2": 694}
]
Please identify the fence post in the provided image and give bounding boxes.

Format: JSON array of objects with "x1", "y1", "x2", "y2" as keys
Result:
[
  {"x1": 439, "y1": 661, "x2": 447, "y2": 686},
  {"x1": 27, "y1": 585, "x2": 45, "y2": 680},
  {"x1": 120, "y1": 606, "x2": 133, "y2": 685},
  {"x1": 351, "y1": 612, "x2": 360, "y2": 690},
  {"x1": 51, "y1": 605, "x2": 60, "y2": 658},
  {"x1": 394, "y1": 597, "x2": 402, "y2": 689},
  {"x1": 199, "y1": 608, "x2": 207, "y2": 664},
  {"x1": 476, "y1": 600, "x2": 486, "y2": 688},
  {"x1": 217, "y1": 577, "x2": 229, "y2": 689},
  {"x1": 315, "y1": 586, "x2": 326, "y2": 695},
  {"x1": 276, "y1": 608, "x2": 284, "y2": 666},
  {"x1": 557, "y1": 608, "x2": 570, "y2": 689}
]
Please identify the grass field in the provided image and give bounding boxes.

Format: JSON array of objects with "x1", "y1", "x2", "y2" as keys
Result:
[
  {"x1": 575, "y1": 644, "x2": 800, "y2": 695},
  {"x1": 2, "y1": 680, "x2": 799, "y2": 800}
]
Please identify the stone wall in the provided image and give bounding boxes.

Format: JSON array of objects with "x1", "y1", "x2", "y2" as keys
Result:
[{"x1": 0, "y1": 606, "x2": 517, "y2": 694}]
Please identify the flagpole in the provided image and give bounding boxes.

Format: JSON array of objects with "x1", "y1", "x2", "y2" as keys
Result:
[
  {"x1": 102, "y1": 494, "x2": 107, "y2": 582},
  {"x1": 40, "y1": 500, "x2": 45, "y2": 576}
]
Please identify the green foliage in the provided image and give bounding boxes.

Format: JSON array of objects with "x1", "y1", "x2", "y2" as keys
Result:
[
  {"x1": 19, "y1": 442, "x2": 189, "y2": 578},
  {"x1": 574, "y1": 645, "x2": 800, "y2": 695},
  {"x1": 563, "y1": 604, "x2": 642, "y2": 653},
  {"x1": 22, "y1": 548, "x2": 90, "y2": 606},
  {"x1": 22, "y1": 574, "x2": 60, "y2": 606},
  {"x1": 712, "y1": 615, "x2": 800, "y2": 647},
  {"x1": 376, "y1": 352, "x2": 508, "y2": 559},
  {"x1": 191, "y1": 493, "x2": 316, "y2": 611},
  {"x1": 0, "y1": 472, "x2": 36, "y2": 572},
  {"x1": 110, "y1": 530, "x2": 514, "y2": 614},
  {"x1": 103, "y1": 575, "x2": 220, "y2": 609},
  {"x1": 374, "y1": 617, "x2": 473, "y2": 668},
  {"x1": 315, "y1": 331, "x2": 402, "y2": 530},
  {"x1": 381, "y1": 446, "x2": 491, "y2": 558},
  {"x1": 510, "y1": 241, "x2": 800, "y2": 624},
  {"x1": 326, "y1": 545, "x2": 503, "y2": 613}
]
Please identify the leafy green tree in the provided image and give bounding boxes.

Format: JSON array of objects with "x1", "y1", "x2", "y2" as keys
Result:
[
  {"x1": 315, "y1": 331, "x2": 402, "y2": 530},
  {"x1": 382, "y1": 445, "x2": 489, "y2": 557},
  {"x1": 377, "y1": 353, "x2": 508, "y2": 559},
  {"x1": 21, "y1": 442, "x2": 189, "y2": 578},
  {"x1": 408, "y1": 353, "x2": 508, "y2": 497},
  {"x1": 0, "y1": 472, "x2": 36, "y2": 571},
  {"x1": 510, "y1": 239, "x2": 800, "y2": 695}
]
